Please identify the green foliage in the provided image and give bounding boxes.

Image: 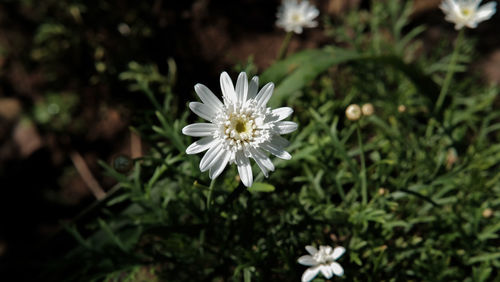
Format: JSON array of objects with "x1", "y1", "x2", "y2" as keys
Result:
[
  {"x1": 41, "y1": 0, "x2": 500, "y2": 281},
  {"x1": 32, "y1": 92, "x2": 79, "y2": 131}
]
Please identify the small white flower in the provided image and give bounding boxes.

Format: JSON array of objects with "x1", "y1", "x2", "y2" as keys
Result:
[
  {"x1": 298, "y1": 245, "x2": 345, "y2": 282},
  {"x1": 361, "y1": 103, "x2": 375, "y2": 116},
  {"x1": 440, "y1": 0, "x2": 496, "y2": 30},
  {"x1": 276, "y1": 0, "x2": 319, "y2": 34},
  {"x1": 345, "y1": 104, "x2": 361, "y2": 121},
  {"x1": 182, "y1": 71, "x2": 298, "y2": 188}
]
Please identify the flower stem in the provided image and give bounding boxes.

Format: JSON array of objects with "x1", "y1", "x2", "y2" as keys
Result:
[
  {"x1": 434, "y1": 29, "x2": 464, "y2": 114},
  {"x1": 276, "y1": 31, "x2": 293, "y2": 61},
  {"x1": 356, "y1": 123, "x2": 367, "y2": 205},
  {"x1": 206, "y1": 178, "x2": 216, "y2": 210}
]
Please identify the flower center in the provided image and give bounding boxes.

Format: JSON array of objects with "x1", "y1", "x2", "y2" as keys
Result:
[
  {"x1": 235, "y1": 120, "x2": 247, "y2": 133},
  {"x1": 214, "y1": 100, "x2": 271, "y2": 152},
  {"x1": 313, "y1": 251, "x2": 329, "y2": 264},
  {"x1": 291, "y1": 13, "x2": 302, "y2": 22},
  {"x1": 312, "y1": 247, "x2": 334, "y2": 264},
  {"x1": 225, "y1": 112, "x2": 256, "y2": 142},
  {"x1": 461, "y1": 8, "x2": 472, "y2": 17}
]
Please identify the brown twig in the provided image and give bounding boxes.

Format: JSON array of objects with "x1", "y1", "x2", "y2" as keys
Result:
[
  {"x1": 131, "y1": 130, "x2": 142, "y2": 158},
  {"x1": 70, "y1": 151, "x2": 106, "y2": 200}
]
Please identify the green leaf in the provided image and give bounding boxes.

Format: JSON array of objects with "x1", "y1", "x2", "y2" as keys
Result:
[
  {"x1": 468, "y1": 252, "x2": 500, "y2": 264},
  {"x1": 261, "y1": 47, "x2": 360, "y2": 107},
  {"x1": 248, "y1": 182, "x2": 275, "y2": 193},
  {"x1": 261, "y1": 47, "x2": 439, "y2": 111},
  {"x1": 97, "y1": 218, "x2": 127, "y2": 252}
]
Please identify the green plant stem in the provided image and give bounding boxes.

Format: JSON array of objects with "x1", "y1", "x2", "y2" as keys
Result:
[
  {"x1": 140, "y1": 82, "x2": 162, "y2": 112},
  {"x1": 220, "y1": 184, "x2": 246, "y2": 211},
  {"x1": 276, "y1": 31, "x2": 293, "y2": 61},
  {"x1": 357, "y1": 123, "x2": 368, "y2": 205},
  {"x1": 207, "y1": 178, "x2": 216, "y2": 210},
  {"x1": 434, "y1": 29, "x2": 464, "y2": 113}
]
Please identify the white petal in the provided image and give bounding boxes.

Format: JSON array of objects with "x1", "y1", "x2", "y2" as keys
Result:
[
  {"x1": 305, "y1": 245, "x2": 318, "y2": 255},
  {"x1": 260, "y1": 142, "x2": 292, "y2": 160},
  {"x1": 466, "y1": 21, "x2": 478, "y2": 28},
  {"x1": 446, "y1": 0, "x2": 461, "y2": 16},
  {"x1": 439, "y1": 0, "x2": 451, "y2": 13},
  {"x1": 194, "y1": 84, "x2": 223, "y2": 110},
  {"x1": 236, "y1": 151, "x2": 253, "y2": 187},
  {"x1": 209, "y1": 150, "x2": 231, "y2": 179},
  {"x1": 253, "y1": 156, "x2": 268, "y2": 177},
  {"x1": 474, "y1": 2, "x2": 496, "y2": 22},
  {"x1": 304, "y1": 20, "x2": 318, "y2": 28},
  {"x1": 270, "y1": 135, "x2": 290, "y2": 148},
  {"x1": 220, "y1": 71, "x2": 237, "y2": 104},
  {"x1": 472, "y1": 0, "x2": 483, "y2": 9},
  {"x1": 235, "y1": 72, "x2": 248, "y2": 103},
  {"x1": 320, "y1": 245, "x2": 333, "y2": 254},
  {"x1": 186, "y1": 136, "x2": 216, "y2": 154},
  {"x1": 199, "y1": 143, "x2": 223, "y2": 172},
  {"x1": 275, "y1": 121, "x2": 298, "y2": 135},
  {"x1": 301, "y1": 266, "x2": 320, "y2": 282},
  {"x1": 254, "y1": 82, "x2": 274, "y2": 108},
  {"x1": 330, "y1": 262, "x2": 344, "y2": 276},
  {"x1": 297, "y1": 255, "x2": 317, "y2": 266},
  {"x1": 269, "y1": 107, "x2": 294, "y2": 122},
  {"x1": 182, "y1": 123, "x2": 217, "y2": 137},
  {"x1": 249, "y1": 147, "x2": 274, "y2": 177},
  {"x1": 331, "y1": 246, "x2": 346, "y2": 260},
  {"x1": 189, "y1": 102, "x2": 216, "y2": 121},
  {"x1": 248, "y1": 76, "x2": 259, "y2": 99},
  {"x1": 320, "y1": 264, "x2": 333, "y2": 279},
  {"x1": 306, "y1": 8, "x2": 319, "y2": 19}
]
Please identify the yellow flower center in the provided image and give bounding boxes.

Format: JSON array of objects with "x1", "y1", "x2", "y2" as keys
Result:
[
  {"x1": 224, "y1": 113, "x2": 257, "y2": 143},
  {"x1": 461, "y1": 8, "x2": 471, "y2": 17},
  {"x1": 291, "y1": 13, "x2": 302, "y2": 22},
  {"x1": 235, "y1": 120, "x2": 247, "y2": 133}
]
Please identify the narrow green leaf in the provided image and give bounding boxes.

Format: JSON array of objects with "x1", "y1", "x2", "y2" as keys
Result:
[
  {"x1": 468, "y1": 252, "x2": 500, "y2": 264},
  {"x1": 248, "y1": 182, "x2": 275, "y2": 193}
]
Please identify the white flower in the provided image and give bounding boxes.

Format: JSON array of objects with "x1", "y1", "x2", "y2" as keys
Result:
[
  {"x1": 298, "y1": 245, "x2": 345, "y2": 282},
  {"x1": 182, "y1": 71, "x2": 298, "y2": 188},
  {"x1": 345, "y1": 104, "x2": 361, "y2": 121},
  {"x1": 440, "y1": 0, "x2": 496, "y2": 30},
  {"x1": 276, "y1": 0, "x2": 319, "y2": 34},
  {"x1": 361, "y1": 103, "x2": 375, "y2": 116}
]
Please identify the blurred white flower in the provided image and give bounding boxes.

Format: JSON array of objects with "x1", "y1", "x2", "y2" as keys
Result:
[
  {"x1": 398, "y1": 104, "x2": 407, "y2": 113},
  {"x1": 361, "y1": 103, "x2": 375, "y2": 116},
  {"x1": 182, "y1": 72, "x2": 297, "y2": 187},
  {"x1": 117, "y1": 23, "x2": 131, "y2": 35},
  {"x1": 276, "y1": 0, "x2": 319, "y2": 34},
  {"x1": 345, "y1": 104, "x2": 361, "y2": 121},
  {"x1": 440, "y1": 0, "x2": 496, "y2": 30},
  {"x1": 298, "y1": 245, "x2": 345, "y2": 282}
]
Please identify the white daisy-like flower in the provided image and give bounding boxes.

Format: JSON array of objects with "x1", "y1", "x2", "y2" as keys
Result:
[
  {"x1": 298, "y1": 245, "x2": 345, "y2": 282},
  {"x1": 440, "y1": 0, "x2": 496, "y2": 30},
  {"x1": 182, "y1": 71, "x2": 298, "y2": 188},
  {"x1": 276, "y1": 0, "x2": 319, "y2": 34}
]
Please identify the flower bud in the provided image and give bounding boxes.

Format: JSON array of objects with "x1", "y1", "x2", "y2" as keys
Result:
[
  {"x1": 446, "y1": 148, "x2": 458, "y2": 169},
  {"x1": 482, "y1": 208, "x2": 493, "y2": 218},
  {"x1": 112, "y1": 154, "x2": 133, "y2": 173},
  {"x1": 362, "y1": 103, "x2": 374, "y2": 116},
  {"x1": 345, "y1": 104, "x2": 361, "y2": 121}
]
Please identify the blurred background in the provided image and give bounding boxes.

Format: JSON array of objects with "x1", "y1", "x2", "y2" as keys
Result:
[{"x1": 0, "y1": 0, "x2": 499, "y2": 279}]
